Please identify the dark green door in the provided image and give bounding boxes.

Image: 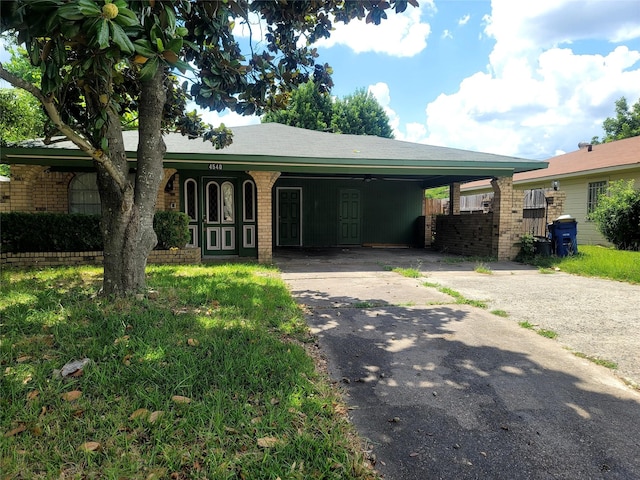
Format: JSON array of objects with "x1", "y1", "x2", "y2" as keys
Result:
[
  {"x1": 338, "y1": 189, "x2": 361, "y2": 245},
  {"x1": 278, "y1": 188, "x2": 301, "y2": 246}
]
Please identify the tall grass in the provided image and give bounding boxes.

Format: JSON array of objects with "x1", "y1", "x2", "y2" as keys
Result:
[
  {"x1": 558, "y1": 245, "x2": 640, "y2": 283},
  {"x1": 1, "y1": 265, "x2": 377, "y2": 479}
]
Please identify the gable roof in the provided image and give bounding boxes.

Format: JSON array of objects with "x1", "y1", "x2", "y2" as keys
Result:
[
  {"x1": 463, "y1": 135, "x2": 640, "y2": 191},
  {"x1": 2, "y1": 123, "x2": 548, "y2": 187}
]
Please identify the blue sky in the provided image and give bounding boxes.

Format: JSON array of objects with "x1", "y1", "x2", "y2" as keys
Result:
[
  {"x1": 2, "y1": 1, "x2": 639, "y2": 161},
  {"x1": 209, "y1": 0, "x2": 640, "y2": 160}
]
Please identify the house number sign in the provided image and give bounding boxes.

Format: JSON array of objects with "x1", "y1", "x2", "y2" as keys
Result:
[{"x1": 208, "y1": 163, "x2": 223, "y2": 170}]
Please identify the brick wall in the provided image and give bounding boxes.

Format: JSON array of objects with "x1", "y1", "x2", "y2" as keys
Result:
[
  {"x1": 1, "y1": 165, "x2": 73, "y2": 213},
  {"x1": 433, "y1": 213, "x2": 494, "y2": 257},
  {"x1": 248, "y1": 170, "x2": 280, "y2": 263},
  {"x1": 1, "y1": 247, "x2": 201, "y2": 268}
]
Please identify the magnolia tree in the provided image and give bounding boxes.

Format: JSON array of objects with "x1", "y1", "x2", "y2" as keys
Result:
[{"x1": 0, "y1": 0, "x2": 417, "y2": 296}]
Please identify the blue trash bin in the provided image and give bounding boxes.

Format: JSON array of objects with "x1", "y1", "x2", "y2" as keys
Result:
[{"x1": 548, "y1": 215, "x2": 578, "y2": 257}]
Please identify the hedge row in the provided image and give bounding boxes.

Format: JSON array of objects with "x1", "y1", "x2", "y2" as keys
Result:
[{"x1": 0, "y1": 211, "x2": 190, "y2": 253}]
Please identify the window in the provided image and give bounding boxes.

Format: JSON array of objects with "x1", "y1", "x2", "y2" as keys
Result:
[
  {"x1": 587, "y1": 181, "x2": 607, "y2": 215},
  {"x1": 184, "y1": 179, "x2": 198, "y2": 221},
  {"x1": 243, "y1": 180, "x2": 255, "y2": 222},
  {"x1": 69, "y1": 172, "x2": 101, "y2": 214}
]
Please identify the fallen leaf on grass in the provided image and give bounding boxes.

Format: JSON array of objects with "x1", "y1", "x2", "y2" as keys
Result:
[
  {"x1": 129, "y1": 408, "x2": 150, "y2": 420},
  {"x1": 78, "y1": 441, "x2": 101, "y2": 452},
  {"x1": 114, "y1": 335, "x2": 130, "y2": 345},
  {"x1": 61, "y1": 390, "x2": 82, "y2": 402},
  {"x1": 171, "y1": 395, "x2": 191, "y2": 404},
  {"x1": 148, "y1": 411, "x2": 164, "y2": 423},
  {"x1": 4, "y1": 424, "x2": 26, "y2": 438},
  {"x1": 123, "y1": 355, "x2": 133, "y2": 366},
  {"x1": 257, "y1": 437, "x2": 280, "y2": 448},
  {"x1": 187, "y1": 338, "x2": 200, "y2": 347},
  {"x1": 27, "y1": 390, "x2": 40, "y2": 401},
  {"x1": 16, "y1": 356, "x2": 32, "y2": 363}
]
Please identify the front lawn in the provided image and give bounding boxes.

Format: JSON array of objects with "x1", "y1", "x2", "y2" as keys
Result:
[
  {"x1": 1, "y1": 264, "x2": 375, "y2": 479},
  {"x1": 532, "y1": 245, "x2": 640, "y2": 284}
]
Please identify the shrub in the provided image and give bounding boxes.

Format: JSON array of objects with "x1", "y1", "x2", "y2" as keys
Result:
[
  {"x1": 153, "y1": 211, "x2": 191, "y2": 250},
  {"x1": 1, "y1": 211, "x2": 191, "y2": 253},
  {"x1": 518, "y1": 233, "x2": 536, "y2": 259},
  {"x1": 0, "y1": 212, "x2": 102, "y2": 253},
  {"x1": 589, "y1": 180, "x2": 640, "y2": 251}
]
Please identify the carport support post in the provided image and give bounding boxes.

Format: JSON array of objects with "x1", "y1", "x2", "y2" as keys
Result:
[
  {"x1": 249, "y1": 171, "x2": 281, "y2": 263},
  {"x1": 491, "y1": 176, "x2": 521, "y2": 260},
  {"x1": 449, "y1": 182, "x2": 461, "y2": 215}
]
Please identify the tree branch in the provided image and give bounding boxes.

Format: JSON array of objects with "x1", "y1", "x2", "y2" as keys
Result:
[{"x1": 0, "y1": 62, "x2": 128, "y2": 191}]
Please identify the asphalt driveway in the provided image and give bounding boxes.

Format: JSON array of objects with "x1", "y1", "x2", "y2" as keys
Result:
[{"x1": 275, "y1": 248, "x2": 640, "y2": 480}]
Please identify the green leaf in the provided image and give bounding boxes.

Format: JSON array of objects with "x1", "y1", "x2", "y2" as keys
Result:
[
  {"x1": 96, "y1": 20, "x2": 110, "y2": 50},
  {"x1": 164, "y1": 4, "x2": 176, "y2": 32},
  {"x1": 109, "y1": 22, "x2": 135, "y2": 53},
  {"x1": 166, "y1": 38, "x2": 183, "y2": 54},
  {"x1": 155, "y1": 38, "x2": 165, "y2": 53},
  {"x1": 113, "y1": 7, "x2": 139, "y2": 27},
  {"x1": 139, "y1": 56, "x2": 160, "y2": 81},
  {"x1": 133, "y1": 39, "x2": 157, "y2": 58},
  {"x1": 57, "y1": 4, "x2": 84, "y2": 20},
  {"x1": 173, "y1": 59, "x2": 192, "y2": 74},
  {"x1": 176, "y1": 27, "x2": 188, "y2": 37},
  {"x1": 77, "y1": 0, "x2": 101, "y2": 16}
]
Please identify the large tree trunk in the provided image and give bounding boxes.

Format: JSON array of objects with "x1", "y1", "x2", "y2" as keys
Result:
[{"x1": 98, "y1": 68, "x2": 166, "y2": 296}]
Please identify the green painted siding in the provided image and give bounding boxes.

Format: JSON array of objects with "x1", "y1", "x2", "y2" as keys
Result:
[{"x1": 274, "y1": 177, "x2": 423, "y2": 247}]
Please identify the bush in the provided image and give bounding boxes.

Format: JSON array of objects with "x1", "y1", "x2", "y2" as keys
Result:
[
  {"x1": 153, "y1": 211, "x2": 191, "y2": 250},
  {"x1": 1, "y1": 211, "x2": 191, "y2": 253},
  {"x1": 0, "y1": 212, "x2": 103, "y2": 253},
  {"x1": 589, "y1": 180, "x2": 640, "y2": 251}
]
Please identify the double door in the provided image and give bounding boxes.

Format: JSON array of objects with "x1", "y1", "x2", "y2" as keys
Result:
[{"x1": 184, "y1": 176, "x2": 256, "y2": 256}]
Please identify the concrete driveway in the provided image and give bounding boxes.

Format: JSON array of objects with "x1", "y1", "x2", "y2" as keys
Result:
[{"x1": 275, "y1": 248, "x2": 640, "y2": 480}]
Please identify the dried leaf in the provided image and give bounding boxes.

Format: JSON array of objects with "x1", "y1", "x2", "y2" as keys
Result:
[
  {"x1": 270, "y1": 397, "x2": 280, "y2": 405},
  {"x1": 4, "y1": 424, "x2": 26, "y2": 437},
  {"x1": 224, "y1": 426, "x2": 239, "y2": 434},
  {"x1": 251, "y1": 416, "x2": 262, "y2": 424},
  {"x1": 133, "y1": 54, "x2": 148, "y2": 64},
  {"x1": 16, "y1": 355, "x2": 32, "y2": 363},
  {"x1": 27, "y1": 390, "x2": 40, "y2": 401},
  {"x1": 187, "y1": 338, "x2": 199, "y2": 347},
  {"x1": 148, "y1": 411, "x2": 164, "y2": 423},
  {"x1": 171, "y1": 395, "x2": 191, "y2": 404},
  {"x1": 114, "y1": 335, "x2": 130, "y2": 345},
  {"x1": 123, "y1": 355, "x2": 132, "y2": 366},
  {"x1": 70, "y1": 369, "x2": 84, "y2": 377},
  {"x1": 78, "y1": 441, "x2": 101, "y2": 452},
  {"x1": 257, "y1": 437, "x2": 280, "y2": 448},
  {"x1": 129, "y1": 408, "x2": 150, "y2": 420},
  {"x1": 61, "y1": 390, "x2": 82, "y2": 402}
]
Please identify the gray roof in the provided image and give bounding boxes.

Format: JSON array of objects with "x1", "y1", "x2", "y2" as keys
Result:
[{"x1": 3, "y1": 123, "x2": 547, "y2": 185}]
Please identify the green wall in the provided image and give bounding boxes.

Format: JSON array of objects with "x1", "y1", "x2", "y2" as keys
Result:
[{"x1": 274, "y1": 177, "x2": 423, "y2": 247}]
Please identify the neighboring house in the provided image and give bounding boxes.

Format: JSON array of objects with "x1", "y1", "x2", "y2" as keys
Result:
[
  {"x1": 0, "y1": 123, "x2": 547, "y2": 262},
  {"x1": 461, "y1": 136, "x2": 640, "y2": 245}
]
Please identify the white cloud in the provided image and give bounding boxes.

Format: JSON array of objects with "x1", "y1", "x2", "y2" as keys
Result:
[
  {"x1": 367, "y1": 82, "x2": 401, "y2": 135},
  {"x1": 418, "y1": 0, "x2": 640, "y2": 159},
  {"x1": 313, "y1": 5, "x2": 432, "y2": 57},
  {"x1": 458, "y1": 14, "x2": 471, "y2": 26},
  {"x1": 197, "y1": 107, "x2": 261, "y2": 128},
  {"x1": 442, "y1": 29, "x2": 453, "y2": 40}
]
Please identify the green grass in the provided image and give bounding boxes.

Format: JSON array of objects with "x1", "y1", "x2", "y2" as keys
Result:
[
  {"x1": 392, "y1": 267, "x2": 421, "y2": 278},
  {"x1": 572, "y1": 352, "x2": 618, "y2": 370},
  {"x1": 473, "y1": 262, "x2": 492, "y2": 274},
  {"x1": 423, "y1": 283, "x2": 488, "y2": 309},
  {"x1": 527, "y1": 245, "x2": 640, "y2": 284},
  {"x1": 0, "y1": 265, "x2": 377, "y2": 480},
  {"x1": 491, "y1": 309, "x2": 508, "y2": 317},
  {"x1": 518, "y1": 321, "x2": 558, "y2": 339}
]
